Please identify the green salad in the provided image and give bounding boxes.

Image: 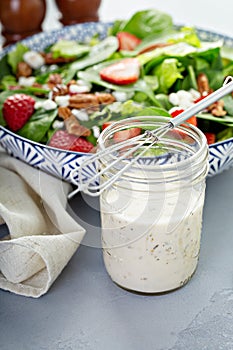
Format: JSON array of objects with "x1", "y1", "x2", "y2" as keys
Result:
[{"x1": 0, "y1": 8, "x2": 233, "y2": 153}]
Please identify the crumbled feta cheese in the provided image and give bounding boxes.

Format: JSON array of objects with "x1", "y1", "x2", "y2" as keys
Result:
[
  {"x1": 71, "y1": 109, "x2": 89, "y2": 121},
  {"x1": 69, "y1": 84, "x2": 90, "y2": 94},
  {"x1": 49, "y1": 64, "x2": 59, "y2": 71},
  {"x1": 189, "y1": 88, "x2": 201, "y2": 100},
  {"x1": 92, "y1": 125, "x2": 100, "y2": 139},
  {"x1": 34, "y1": 101, "x2": 43, "y2": 109},
  {"x1": 168, "y1": 92, "x2": 179, "y2": 106},
  {"x1": 35, "y1": 99, "x2": 57, "y2": 110},
  {"x1": 23, "y1": 51, "x2": 45, "y2": 69},
  {"x1": 18, "y1": 76, "x2": 36, "y2": 87},
  {"x1": 176, "y1": 90, "x2": 194, "y2": 109},
  {"x1": 176, "y1": 90, "x2": 192, "y2": 100},
  {"x1": 77, "y1": 79, "x2": 92, "y2": 89},
  {"x1": 55, "y1": 95, "x2": 70, "y2": 107},
  {"x1": 112, "y1": 91, "x2": 134, "y2": 102},
  {"x1": 52, "y1": 120, "x2": 64, "y2": 129},
  {"x1": 42, "y1": 99, "x2": 57, "y2": 110},
  {"x1": 112, "y1": 91, "x2": 128, "y2": 102}
]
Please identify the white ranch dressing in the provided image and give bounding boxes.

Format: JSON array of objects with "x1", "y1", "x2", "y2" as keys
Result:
[{"x1": 101, "y1": 180, "x2": 205, "y2": 293}]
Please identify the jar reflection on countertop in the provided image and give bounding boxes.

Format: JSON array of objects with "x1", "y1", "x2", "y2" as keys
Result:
[
  {"x1": 98, "y1": 116, "x2": 209, "y2": 294},
  {"x1": 0, "y1": 0, "x2": 46, "y2": 46}
]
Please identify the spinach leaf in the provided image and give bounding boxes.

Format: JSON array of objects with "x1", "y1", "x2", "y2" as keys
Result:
[
  {"x1": 196, "y1": 113, "x2": 233, "y2": 127},
  {"x1": 116, "y1": 9, "x2": 173, "y2": 39},
  {"x1": 216, "y1": 127, "x2": 233, "y2": 141},
  {"x1": 0, "y1": 55, "x2": 12, "y2": 81},
  {"x1": 223, "y1": 95, "x2": 233, "y2": 116},
  {"x1": 17, "y1": 109, "x2": 57, "y2": 142}
]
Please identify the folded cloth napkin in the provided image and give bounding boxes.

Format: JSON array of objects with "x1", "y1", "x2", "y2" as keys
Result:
[{"x1": 0, "y1": 150, "x2": 85, "y2": 298}]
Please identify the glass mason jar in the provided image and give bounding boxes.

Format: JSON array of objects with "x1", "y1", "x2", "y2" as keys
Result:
[{"x1": 97, "y1": 116, "x2": 209, "y2": 294}]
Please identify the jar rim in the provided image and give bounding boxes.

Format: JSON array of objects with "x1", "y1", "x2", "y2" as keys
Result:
[{"x1": 98, "y1": 116, "x2": 209, "y2": 183}]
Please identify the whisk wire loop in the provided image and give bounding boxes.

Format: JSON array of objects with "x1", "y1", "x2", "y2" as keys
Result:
[{"x1": 68, "y1": 76, "x2": 233, "y2": 199}]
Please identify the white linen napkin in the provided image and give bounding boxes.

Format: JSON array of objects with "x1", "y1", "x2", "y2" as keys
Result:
[{"x1": 0, "y1": 150, "x2": 85, "y2": 298}]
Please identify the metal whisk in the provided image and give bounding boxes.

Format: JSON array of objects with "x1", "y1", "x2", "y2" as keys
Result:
[{"x1": 68, "y1": 76, "x2": 233, "y2": 198}]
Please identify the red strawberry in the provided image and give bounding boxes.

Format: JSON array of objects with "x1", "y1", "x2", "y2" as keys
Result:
[
  {"x1": 117, "y1": 32, "x2": 141, "y2": 51},
  {"x1": 100, "y1": 58, "x2": 140, "y2": 85},
  {"x1": 3, "y1": 93, "x2": 35, "y2": 131},
  {"x1": 113, "y1": 127, "x2": 141, "y2": 142},
  {"x1": 49, "y1": 130, "x2": 94, "y2": 153},
  {"x1": 170, "y1": 108, "x2": 197, "y2": 126},
  {"x1": 204, "y1": 132, "x2": 216, "y2": 145},
  {"x1": 102, "y1": 121, "x2": 113, "y2": 130}
]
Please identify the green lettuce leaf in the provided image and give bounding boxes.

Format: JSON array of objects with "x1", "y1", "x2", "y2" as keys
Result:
[
  {"x1": 7, "y1": 43, "x2": 29, "y2": 73},
  {"x1": 152, "y1": 58, "x2": 184, "y2": 93},
  {"x1": 51, "y1": 40, "x2": 90, "y2": 59}
]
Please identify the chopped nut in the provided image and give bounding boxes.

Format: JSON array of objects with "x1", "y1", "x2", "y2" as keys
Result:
[
  {"x1": 69, "y1": 93, "x2": 99, "y2": 109},
  {"x1": 42, "y1": 52, "x2": 75, "y2": 65},
  {"x1": 95, "y1": 92, "x2": 116, "y2": 105},
  {"x1": 47, "y1": 73, "x2": 62, "y2": 89},
  {"x1": 58, "y1": 106, "x2": 72, "y2": 120},
  {"x1": 16, "y1": 61, "x2": 32, "y2": 78},
  {"x1": 208, "y1": 100, "x2": 227, "y2": 116},
  {"x1": 197, "y1": 73, "x2": 210, "y2": 94},
  {"x1": 64, "y1": 115, "x2": 91, "y2": 137},
  {"x1": 52, "y1": 84, "x2": 69, "y2": 100}
]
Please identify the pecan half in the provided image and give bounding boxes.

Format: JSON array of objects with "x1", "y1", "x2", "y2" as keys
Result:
[
  {"x1": 207, "y1": 100, "x2": 226, "y2": 117},
  {"x1": 47, "y1": 73, "x2": 63, "y2": 89},
  {"x1": 197, "y1": 73, "x2": 211, "y2": 95},
  {"x1": 42, "y1": 52, "x2": 75, "y2": 65},
  {"x1": 16, "y1": 61, "x2": 32, "y2": 78},
  {"x1": 58, "y1": 106, "x2": 72, "y2": 120},
  {"x1": 52, "y1": 84, "x2": 69, "y2": 99},
  {"x1": 95, "y1": 92, "x2": 116, "y2": 105},
  {"x1": 69, "y1": 94, "x2": 99, "y2": 109}
]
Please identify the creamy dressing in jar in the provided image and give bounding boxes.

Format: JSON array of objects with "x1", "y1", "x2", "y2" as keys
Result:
[{"x1": 98, "y1": 116, "x2": 209, "y2": 293}]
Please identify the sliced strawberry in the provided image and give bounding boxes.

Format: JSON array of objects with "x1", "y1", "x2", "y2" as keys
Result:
[
  {"x1": 194, "y1": 92, "x2": 212, "y2": 103},
  {"x1": 204, "y1": 132, "x2": 216, "y2": 145},
  {"x1": 49, "y1": 130, "x2": 94, "y2": 153},
  {"x1": 100, "y1": 58, "x2": 140, "y2": 85},
  {"x1": 113, "y1": 127, "x2": 141, "y2": 142},
  {"x1": 3, "y1": 93, "x2": 35, "y2": 131},
  {"x1": 102, "y1": 121, "x2": 113, "y2": 130},
  {"x1": 117, "y1": 32, "x2": 141, "y2": 51},
  {"x1": 170, "y1": 109, "x2": 197, "y2": 127}
]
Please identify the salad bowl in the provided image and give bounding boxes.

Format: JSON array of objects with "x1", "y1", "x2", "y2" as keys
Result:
[{"x1": 0, "y1": 19, "x2": 233, "y2": 184}]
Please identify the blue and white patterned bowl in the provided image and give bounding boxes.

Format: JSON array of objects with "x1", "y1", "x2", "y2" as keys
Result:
[{"x1": 0, "y1": 22, "x2": 233, "y2": 183}]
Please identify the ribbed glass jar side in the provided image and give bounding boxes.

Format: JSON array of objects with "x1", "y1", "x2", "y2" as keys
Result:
[{"x1": 98, "y1": 116, "x2": 209, "y2": 293}]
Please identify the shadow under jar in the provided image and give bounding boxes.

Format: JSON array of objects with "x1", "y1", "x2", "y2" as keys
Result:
[
  {"x1": 0, "y1": 0, "x2": 46, "y2": 46},
  {"x1": 98, "y1": 116, "x2": 209, "y2": 294},
  {"x1": 55, "y1": 0, "x2": 102, "y2": 25}
]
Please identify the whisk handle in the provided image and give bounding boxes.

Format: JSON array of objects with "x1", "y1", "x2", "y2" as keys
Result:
[{"x1": 170, "y1": 77, "x2": 233, "y2": 128}]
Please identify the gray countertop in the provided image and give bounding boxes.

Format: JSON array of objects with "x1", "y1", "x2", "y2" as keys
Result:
[{"x1": 1, "y1": 166, "x2": 233, "y2": 350}]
